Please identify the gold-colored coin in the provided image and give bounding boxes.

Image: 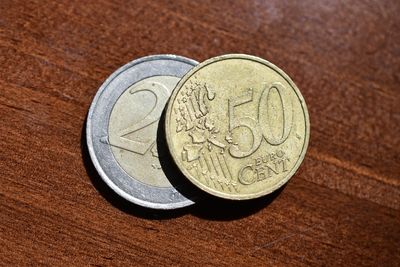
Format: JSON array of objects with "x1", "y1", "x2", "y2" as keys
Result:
[{"x1": 165, "y1": 54, "x2": 310, "y2": 200}]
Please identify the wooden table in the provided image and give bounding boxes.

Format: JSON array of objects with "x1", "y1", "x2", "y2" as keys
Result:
[{"x1": 1, "y1": 1, "x2": 399, "y2": 266}]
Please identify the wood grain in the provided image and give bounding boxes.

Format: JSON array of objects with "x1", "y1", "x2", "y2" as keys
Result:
[{"x1": 1, "y1": 0, "x2": 399, "y2": 266}]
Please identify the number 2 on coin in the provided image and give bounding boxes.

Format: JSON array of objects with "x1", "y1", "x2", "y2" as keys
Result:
[
  {"x1": 109, "y1": 82, "x2": 169, "y2": 156},
  {"x1": 228, "y1": 82, "x2": 293, "y2": 158}
]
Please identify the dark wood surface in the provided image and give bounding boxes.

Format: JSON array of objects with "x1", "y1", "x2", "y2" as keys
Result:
[{"x1": 1, "y1": 1, "x2": 399, "y2": 266}]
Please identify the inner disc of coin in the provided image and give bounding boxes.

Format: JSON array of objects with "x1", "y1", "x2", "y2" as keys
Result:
[
  {"x1": 166, "y1": 55, "x2": 309, "y2": 199},
  {"x1": 109, "y1": 75, "x2": 179, "y2": 188}
]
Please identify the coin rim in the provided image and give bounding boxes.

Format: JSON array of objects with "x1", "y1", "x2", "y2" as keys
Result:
[
  {"x1": 165, "y1": 54, "x2": 310, "y2": 200},
  {"x1": 87, "y1": 54, "x2": 198, "y2": 209}
]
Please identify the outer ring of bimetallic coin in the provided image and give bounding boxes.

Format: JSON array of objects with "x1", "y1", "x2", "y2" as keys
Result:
[
  {"x1": 87, "y1": 55, "x2": 198, "y2": 209},
  {"x1": 165, "y1": 54, "x2": 310, "y2": 200}
]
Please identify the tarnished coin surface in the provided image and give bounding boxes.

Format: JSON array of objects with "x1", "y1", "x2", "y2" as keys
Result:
[
  {"x1": 165, "y1": 54, "x2": 310, "y2": 200},
  {"x1": 87, "y1": 55, "x2": 197, "y2": 209}
]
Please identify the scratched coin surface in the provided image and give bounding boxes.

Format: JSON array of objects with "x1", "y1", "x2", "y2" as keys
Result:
[
  {"x1": 87, "y1": 55, "x2": 197, "y2": 209},
  {"x1": 165, "y1": 54, "x2": 310, "y2": 200}
]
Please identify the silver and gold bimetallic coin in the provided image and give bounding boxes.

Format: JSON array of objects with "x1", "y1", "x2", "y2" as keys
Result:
[
  {"x1": 87, "y1": 55, "x2": 197, "y2": 209},
  {"x1": 165, "y1": 54, "x2": 310, "y2": 200}
]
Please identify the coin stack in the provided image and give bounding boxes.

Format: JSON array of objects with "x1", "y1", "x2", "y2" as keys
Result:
[{"x1": 87, "y1": 54, "x2": 310, "y2": 209}]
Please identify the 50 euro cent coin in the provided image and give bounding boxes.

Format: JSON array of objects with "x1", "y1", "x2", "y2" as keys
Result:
[{"x1": 165, "y1": 54, "x2": 310, "y2": 200}]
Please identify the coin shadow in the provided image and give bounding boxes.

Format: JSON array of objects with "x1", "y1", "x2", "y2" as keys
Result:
[
  {"x1": 157, "y1": 110, "x2": 284, "y2": 221},
  {"x1": 80, "y1": 116, "x2": 191, "y2": 220}
]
